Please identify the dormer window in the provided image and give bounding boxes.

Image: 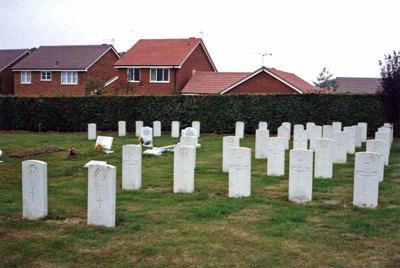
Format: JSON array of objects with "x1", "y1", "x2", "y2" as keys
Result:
[
  {"x1": 150, "y1": 68, "x2": 169, "y2": 83},
  {"x1": 127, "y1": 68, "x2": 140, "y2": 82}
]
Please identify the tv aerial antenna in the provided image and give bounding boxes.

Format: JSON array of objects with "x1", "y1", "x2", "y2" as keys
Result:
[{"x1": 253, "y1": 52, "x2": 272, "y2": 66}]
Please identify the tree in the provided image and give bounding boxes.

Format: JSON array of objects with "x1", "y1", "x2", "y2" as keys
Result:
[
  {"x1": 84, "y1": 76, "x2": 105, "y2": 95},
  {"x1": 378, "y1": 50, "x2": 400, "y2": 136},
  {"x1": 313, "y1": 67, "x2": 338, "y2": 92}
]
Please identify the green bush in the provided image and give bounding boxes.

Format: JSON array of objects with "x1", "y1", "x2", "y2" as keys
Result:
[{"x1": 0, "y1": 94, "x2": 385, "y2": 135}]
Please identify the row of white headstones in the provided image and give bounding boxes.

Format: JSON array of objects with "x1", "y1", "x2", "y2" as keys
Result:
[{"x1": 21, "y1": 121, "x2": 393, "y2": 227}]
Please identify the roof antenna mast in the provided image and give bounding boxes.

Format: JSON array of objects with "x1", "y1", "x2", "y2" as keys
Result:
[{"x1": 254, "y1": 52, "x2": 272, "y2": 67}]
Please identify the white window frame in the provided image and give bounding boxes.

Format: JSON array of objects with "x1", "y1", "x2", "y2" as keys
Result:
[
  {"x1": 150, "y1": 68, "x2": 170, "y2": 83},
  {"x1": 127, "y1": 68, "x2": 140, "y2": 82},
  {"x1": 61, "y1": 71, "x2": 78, "y2": 85},
  {"x1": 21, "y1": 71, "x2": 31, "y2": 84},
  {"x1": 40, "y1": 71, "x2": 52, "y2": 81}
]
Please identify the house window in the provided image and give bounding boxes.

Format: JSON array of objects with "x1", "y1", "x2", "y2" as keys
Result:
[
  {"x1": 150, "y1": 68, "x2": 169, "y2": 83},
  {"x1": 21, "y1": 71, "x2": 31, "y2": 84},
  {"x1": 41, "y1": 71, "x2": 52, "y2": 81},
  {"x1": 61, "y1": 72, "x2": 78, "y2": 85},
  {"x1": 127, "y1": 68, "x2": 140, "y2": 82}
]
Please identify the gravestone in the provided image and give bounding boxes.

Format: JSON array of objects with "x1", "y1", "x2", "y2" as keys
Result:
[
  {"x1": 22, "y1": 160, "x2": 48, "y2": 219},
  {"x1": 293, "y1": 128, "x2": 308, "y2": 150},
  {"x1": 278, "y1": 125, "x2": 290, "y2": 150},
  {"x1": 333, "y1": 131, "x2": 348, "y2": 164},
  {"x1": 378, "y1": 127, "x2": 392, "y2": 146},
  {"x1": 366, "y1": 139, "x2": 385, "y2": 182},
  {"x1": 282, "y1": 122, "x2": 291, "y2": 137},
  {"x1": 259, "y1": 121, "x2": 268, "y2": 130},
  {"x1": 229, "y1": 147, "x2": 251, "y2": 198},
  {"x1": 358, "y1": 122, "x2": 368, "y2": 142},
  {"x1": 322, "y1": 125, "x2": 333, "y2": 139},
  {"x1": 174, "y1": 144, "x2": 195, "y2": 193},
  {"x1": 383, "y1": 123, "x2": 393, "y2": 143},
  {"x1": 135, "y1": 121, "x2": 143, "y2": 137},
  {"x1": 88, "y1": 123, "x2": 96, "y2": 140},
  {"x1": 180, "y1": 136, "x2": 197, "y2": 167},
  {"x1": 309, "y1": 125, "x2": 322, "y2": 151},
  {"x1": 223, "y1": 136, "x2": 240, "y2": 172},
  {"x1": 192, "y1": 121, "x2": 200, "y2": 137},
  {"x1": 294, "y1": 124, "x2": 304, "y2": 131},
  {"x1": 153, "y1": 121, "x2": 161, "y2": 137},
  {"x1": 141, "y1": 127, "x2": 153, "y2": 147},
  {"x1": 267, "y1": 137, "x2": 285, "y2": 176},
  {"x1": 182, "y1": 127, "x2": 197, "y2": 138},
  {"x1": 288, "y1": 149, "x2": 313, "y2": 202},
  {"x1": 122, "y1": 145, "x2": 142, "y2": 190},
  {"x1": 235, "y1": 121, "x2": 245, "y2": 138},
  {"x1": 314, "y1": 138, "x2": 333, "y2": 179},
  {"x1": 353, "y1": 152, "x2": 381, "y2": 208},
  {"x1": 343, "y1": 126, "x2": 355, "y2": 154},
  {"x1": 306, "y1": 122, "x2": 315, "y2": 139},
  {"x1": 375, "y1": 132, "x2": 390, "y2": 165},
  {"x1": 255, "y1": 129, "x2": 269, "y2": 159},
  {"x1": 332, "y1": 122, "x2": 342, "y2": 133},
  {"x1": 171, "y1": 121, "x2": 180, "y2": 138},
  {"x1": 354, "y1": 125, "x2": 362, "y2": 148},
  {"x1": 87, "y1": 163, "x2": 116, "y2": 227},
  {"x1": 95, "y1": 136, "x2": 114, "y2": 154},
  {"x1": 118, "y1": 121, "x2": 126, "y2": 137}
]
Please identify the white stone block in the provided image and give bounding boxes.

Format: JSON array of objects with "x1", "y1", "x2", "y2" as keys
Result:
[
  {"x1": 141, "y1": 127, "x2": 153, "y2": 147},
  {"x1": 223, "y1": 136, "x2": 240, "y2": 172},
  {"x1": 235, "y1": 121, "x2": 244, "y2": 138},
  {"x1": 278, "y1": 125, "x2": 290, "y2": 150},
  {"x1": 153, "y1": 121, "x2": 161, "y2": 137},
  {"x1": 95, "y1": 136, "x2": 113, "y2": 150},
  {"x1": 358, "y1": 122, "x2": 368, "y2": 142},
  {"x1": 180, "y1": 136, "x2": 197, "y2": 167},
  {"x1": 267, "y1": 137, "x2": 285, "y2": 176},
  {"x1": 118, "y1": 121, "x2": 126, "y2": 137},
  {"x1": 353, "y1": 152, "x2": 381, "y2": 208},
  {"x1": 306, "y1": 122, "x2": 315, "y2": 139},
  {"x1": 192, "y1": 121, "x2": 200, "y2": 137},
  {"x1": 229, "y1": 147, "x2": 251, "y2": 198},
  {"x1": 375, "y1": 132, "x2": 390, "y2": 165},
  {"x1": 87, "y1": 163, "x2": 116, "y2": 227},
  {"x1": 135, "y1": 121, "x2": 143, "y2": 137},
  {"x1": 343, "y1": 126, "x2": 355, "y2": 154},
  {"x1": 294, "y1": 124, "x2": 304, "y2": 131},
  {"x1": 293, "y1": 128, "x2": 308, "y2": 150},
  {"x1": 88, "y1": 123, "x2": 96, "y2": 140},
  {"x1": 259, "y1": 121, "x2": 268, "y2": 130},
  {"x1": 383, "y1": 123, "x2": 393, "y2": 143},
  {"x1": 174, "y1": 144, "x2": 195, "y2": 193},
  {"x1": 282, "y1": 122, "x2": 291, "y2": 137},
  {"x1": 122, "y1": 145, "x2": 142, "y2": 190},
  {"x1": 171, "y1": 121, "x2": 180, "y2": 138},
  {"x1": 333, "y1": 131, "x2": 348, "y2": 164},
  {"x1": 22, "y1": 160, "x2": 48, "y2": 220},
  {"x1": 332, "y1": 122, "x2": 342, "y2": 133},
  {"x1": 314, "y1": 138, "x2": 333, "y2": 179},
  {"x1": 309, "y1": 125, "x2": 322, "y2": 151},
  {"x1": 354, "y1": 125, "x2": 362, "y2": 148},
  {"x1": 322, "y1": 125, "x2": 333, "y2": 139},
  {"x1": 255, "y1": 129, "x2": 269, "y2": 159},
  {"x1": 366, "y1": 139, "x2": 385, "y2": 182},
  {"x1": 182, "y1": 127, "x2": 197, "y2": 138},
  {"x1": 289, "y1": 149, "x2": 313, "y2": 203}
]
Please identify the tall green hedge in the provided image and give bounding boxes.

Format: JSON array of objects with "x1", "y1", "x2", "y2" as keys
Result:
[{"x1": 0, "y1": 94, "x2": 385, "y2": 135}]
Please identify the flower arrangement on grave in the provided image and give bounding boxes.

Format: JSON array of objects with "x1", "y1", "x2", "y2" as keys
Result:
[
  {"x1": 95, "y1": 143, "x2": 106, "y2": 152},
  {"x1": 138, "y1": 136, "x2": 151, "y2": 146},
  {"x1": 67, "y1": 148, "x2": 77, "y2": 156}
]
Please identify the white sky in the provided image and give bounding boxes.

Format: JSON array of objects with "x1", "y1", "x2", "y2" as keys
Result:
[{"x1": 1, "y1": 0, "x2": 399, "y2": 83}]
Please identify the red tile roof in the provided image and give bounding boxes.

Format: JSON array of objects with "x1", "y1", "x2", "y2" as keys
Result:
[
  {"x1": 182, "y1": 67, "x2": 320, "y2": 94},
  {"x1": 335, "y1": 77, "x2": 381, "y2": 94},
  {"x1": 12, "y1": 45, "x2": 118, "y2": 71},
  {"x1": 0, "y1": 49, "x2": 30, "y2": 72},
  {"x1": 114, "y1": 38, "x2": 213, "y2": 67}
]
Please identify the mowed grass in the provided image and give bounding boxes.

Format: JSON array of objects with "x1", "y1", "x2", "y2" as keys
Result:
[{"x1": 0, "y1": 131, "x2": 400, "y2": 267}]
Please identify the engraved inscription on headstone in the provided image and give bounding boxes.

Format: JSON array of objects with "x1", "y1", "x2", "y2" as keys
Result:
[
  {"x1": 122, "y1": 144, "x2": 142, "y2": 190},
  {"x1": 174, "y1": 145, "x2": 195, "y2": 193},
  {"x1": 289, "y1": 149, "x2": 313, "y2": 203},
  {"x1": 229, "y1": 147, "x2": 251, "y2": 198},
  {"x1": 267, "y1": 137, "x2": 285, "y2": 176}
]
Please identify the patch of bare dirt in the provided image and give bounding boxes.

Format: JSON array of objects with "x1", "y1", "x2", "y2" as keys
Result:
[{"x1": 9, "y1": 146, "x2": 63, "y2": 158}]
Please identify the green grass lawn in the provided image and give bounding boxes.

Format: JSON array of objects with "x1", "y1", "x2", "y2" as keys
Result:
[{"x1": 0, "y1": 131, "x2": 399, "y2": 267}]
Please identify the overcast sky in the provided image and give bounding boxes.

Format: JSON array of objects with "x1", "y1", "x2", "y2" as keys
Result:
[{"x1": 1, "y1": 0, "x2": 399, "y2": 83}]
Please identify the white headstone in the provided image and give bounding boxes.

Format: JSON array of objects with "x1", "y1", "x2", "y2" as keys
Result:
[
  {"x1": 366, "y1": 139, "x2": 385, "y2": 182},
  {"x1": 288, "y1": 149, "x2": 313, "y2": 203},
  {"x1": 122, "y1": 145, "x2": 142, "y2": 190},
  {"x1": 192, "y1": 121, "x2": 200, "y2": 137},
  {"x1": 282, "y1": 122, "x2": 291, "y2": 137},
  {"x1": 171, "y1": 121, "x2": 180, "y2": 138},
  {"x1": 333, "y1": 131, "x2": 348, "y2": 164},
  {"x1": 293, "y1": 128, "x2": 308, "y2": 150},
  {"x1": 180, "y1": 136, "x2": 197, "y2": 167},
  {"x1": 235, "y1": 121, "x2": 244, "y2": 138},
  {"x1": 294, "y1": 124, "x2": 304, "y2": 131},
  {"x1": 182, "y1": 127, "x2": 197, "y2": 138},
  {"x1": 306, "y1": 122, "x2": 316, "y2": 139},
  {"x1": 353, "y1": 152, "x2": 380, "y2": 208},
  {"x1": 174, "y1": 144, "x2": 195, "y2": 193},
  {"x1": 259, "y1": 121, "x2": 268, "y2": 130},
  {"x1": 309, "y1": 125, "x2": 322, "y2": 151},
  {"x1": 332, "y1": 122, "x2": 342, "y2": 133},
  {"x1": 354, "y1": 125, "x2": 362, "y2": 148},
  {"x1": 314, "y1": 138, "x2": 333, "y2": 179},
  {"x1": 22, "y1": 160, "x2": 48, "y2": 220},
  {"x1": 255, "y1": 129, "x2": 269, "y2": 159},
  {"x1": 87, "y1": 163, "x2": 116, "y2": 227},
  {"x1": 378, "y1": 127, "x2": 392, "y2": 146},
  {"x1": 322, "y1": 125, "x2": 333, "y2": 139},
  {"x1": 375, "y1": 132, "x2": 390, "y2": 165},
  {"x1": 229, "y1": 147, "x2": 251, "y2": 198},
  {"x1": 95, "y1": 136, "x2": 113, "y2": 150},
  {"x1": 267, "y1": 137, "x2": 285, "y2": 176},
  {"x1": 358, "y1": 122, "x2": 368, "y2": 142},
  {"x1": 141, "y1": 127, "x2": 153, "y2": 147},
  {"x1": 153, "y1": 121, "x2": 161, "y2": 137},
  {"x1": 343, "y1": 126, "x2": 355, "y2": 154},
  {"x1": 118, "y1": 121, "x2": 126, "y2": 137},
  {"x1": 223, "y1": 136, "x2": 240, "y2": 172},
  {"x1": 135, "y1": 121, "x2": 143, "y2": 137},
  {"x1": 278, "y1": 125, "x2": 290, "y2": 150},
  {"x1": 383, "y1": 123, "x2": 393, "y2": 143},
  {"x1": 88, "y1": 123, "x2": 96, "y2": 140}
]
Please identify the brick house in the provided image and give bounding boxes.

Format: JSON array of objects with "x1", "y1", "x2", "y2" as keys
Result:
[
  {"x1": 181, "y1": 66, "x2": 320, "y2": 94},
  {"x1": 110, "y1": 38, "x2": 217, "y2": 95},
  {"x1": 12, "y1": 45, "x2": 120, "y2": 96},
  {"x1": 0, "y1": 49, "x2": 30, "y2": 95},
  {"x1": 335, "y1": 77, "x2": 381, "y2": 94}
]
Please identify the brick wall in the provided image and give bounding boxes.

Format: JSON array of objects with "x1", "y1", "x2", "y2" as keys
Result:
[{"x1": 0, "y1": 53, "x2": 29, "y2": 95}]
